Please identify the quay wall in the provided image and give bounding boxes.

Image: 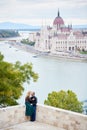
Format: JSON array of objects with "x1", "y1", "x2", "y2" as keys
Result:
[{"x1": 0, "y1": 104, "x2": 87, "y2": 130}]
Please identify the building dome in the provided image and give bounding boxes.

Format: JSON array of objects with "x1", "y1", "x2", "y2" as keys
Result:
[{"x1": 53, "y1": 10, "x2": 64, "y2": 29}]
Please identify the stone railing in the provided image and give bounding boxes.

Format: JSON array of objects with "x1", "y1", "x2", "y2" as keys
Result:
[
  {"x1": 37, "y1": 104, "x2": 87, "y2": 130},
  {"x1": 0, "y1": 104, "x2": 87, "y2": 130}
]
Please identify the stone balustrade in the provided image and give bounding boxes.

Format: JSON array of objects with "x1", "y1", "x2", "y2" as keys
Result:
[{"x1": 0, "y1": 104, "x2": 87, "y2": 130}]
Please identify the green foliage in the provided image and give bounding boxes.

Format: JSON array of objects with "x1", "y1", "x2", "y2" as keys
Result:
[
  {"x1": 44, "y1": 90, "x2": 83, "y2": 113},
  {"x1": 0, "y1": 52, "x2": 4, "y2": 61},
  {"x1": 80, "y1": 50, "x2": 87, "y2": 54},
  {"x1": 0, "y1": 53, "x2": 38, "y2": 106},
  {"x1": 0, "y1": 30, "x2": 19, "y2": 38},
  {"x1": 21, "y1": 38, "x2": 35, "y2": 46}
]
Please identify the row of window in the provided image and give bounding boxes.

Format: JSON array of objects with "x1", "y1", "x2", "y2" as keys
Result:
[
  {"x1": 38, "y1": 39, "x2": 87, "y2": 45},
  {"x1": 55, "y1": 40, "x2": 87, "y2": 44}
]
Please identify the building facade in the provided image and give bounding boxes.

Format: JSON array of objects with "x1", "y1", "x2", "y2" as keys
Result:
[{"x1": 33, "y1": 10, "x2": 87, "y2": 54}]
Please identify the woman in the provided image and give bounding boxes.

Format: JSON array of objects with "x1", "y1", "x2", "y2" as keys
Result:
[{"x1": 25, "y1": 91, "x2": 34, "y2": 120}]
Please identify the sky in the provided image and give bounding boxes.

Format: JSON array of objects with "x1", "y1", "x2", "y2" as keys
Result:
[{"x1": 0, "y1": 0, "x2": 87, "y2": 26}]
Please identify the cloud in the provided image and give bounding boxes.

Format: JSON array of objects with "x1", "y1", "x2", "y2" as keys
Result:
[
  {"x1": 0, "y1": 0, "x2": 87, "y2": 25},
  {"x1": 23, "y1": 0, "x2": 87, "y2": 8}
]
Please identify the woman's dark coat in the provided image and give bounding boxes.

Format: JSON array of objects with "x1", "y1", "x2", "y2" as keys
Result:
[{"x1": 25, "y1": 96, "x2": 34, "y2": 116}]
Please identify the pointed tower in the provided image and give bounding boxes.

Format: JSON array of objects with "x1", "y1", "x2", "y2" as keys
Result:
[{"x1": 58, "y1": 9, "x2": 60, "y2": 17}]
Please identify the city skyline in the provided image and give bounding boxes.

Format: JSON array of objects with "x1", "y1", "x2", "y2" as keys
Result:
[{"x1": 0, "y1": 0, "x2": 87, "y2": 26}]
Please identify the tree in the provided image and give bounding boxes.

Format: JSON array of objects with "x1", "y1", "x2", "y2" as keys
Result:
[
  {"x1": 44, "y1": 90, "x2": 83, "y2": 113},
  {"x1": 21, "y1": 38, "x2": 35, "y2": 46},
  {"x1": 0, "y1": 30, "x2": 19, "y2": 38},
  {"x1": 0, "y1": 52, "x2": 38, "y2": 106}
]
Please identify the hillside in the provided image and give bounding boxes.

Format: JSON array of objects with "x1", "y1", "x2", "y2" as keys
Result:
[
  {"x1": 0, "y1": 22, "x2": 86, "y2": 30},
  {"x1": 0, "y1": 22, "x2": 41, "y2": 30},
  {"x1": 0, "y1": 30, "x2": 19, "y2": 38},
  {"x1": 72, "y1": 24, "x2": 87, "y2": 29}
]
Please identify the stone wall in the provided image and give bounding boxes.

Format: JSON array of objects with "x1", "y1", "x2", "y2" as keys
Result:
[
  {"x1": 0, "y1": 105, "x2": 25, "y2": 129},
  {"x1": 0, "y1": 104, "x2": 87, "y2": 130},
  {"x1": 36, "y1": 104, "x2": 87, "y2": 130}
]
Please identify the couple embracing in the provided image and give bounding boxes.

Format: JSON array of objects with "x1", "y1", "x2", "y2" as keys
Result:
[{"x1": 25, "y1": 91, "x2": 37, "y2": 121}]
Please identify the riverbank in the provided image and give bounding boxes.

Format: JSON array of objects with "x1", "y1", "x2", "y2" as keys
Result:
[
  {"x1": 7, "y1": 42, "x2": 87, "y2": 62},
  {"x1": 48, "y1": 53, "x2": 87, "y2": 62}
]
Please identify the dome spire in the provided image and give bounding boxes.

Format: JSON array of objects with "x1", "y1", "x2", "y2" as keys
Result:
[
  {"x1": 58, "y1": 9, "x2": 60, "y2": 17},
  {"x1": 53, "y1": 9, "x2": 64, "y2": 29}
]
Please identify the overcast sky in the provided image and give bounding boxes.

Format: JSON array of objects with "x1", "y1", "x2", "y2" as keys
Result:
[{"x1": 0, "y1": 0, "x2": 87, "y2": 26}]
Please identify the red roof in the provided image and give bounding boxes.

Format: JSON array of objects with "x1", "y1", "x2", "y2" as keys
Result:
[
  {"x1": 53, "y1": 10, "x2": 64, "y2": 26},
  {"x1": 53, "y1": 16, "x2": 64, "y2": 25}
]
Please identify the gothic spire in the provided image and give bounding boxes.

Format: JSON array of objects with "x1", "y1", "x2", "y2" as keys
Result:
[{"x1": 58, "y1": 9, "x2": 60, "y2": 17}]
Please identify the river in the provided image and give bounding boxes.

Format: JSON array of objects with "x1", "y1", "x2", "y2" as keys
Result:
[{"x1": 0, "y1": 31, "x2": 87, "y2": 106}]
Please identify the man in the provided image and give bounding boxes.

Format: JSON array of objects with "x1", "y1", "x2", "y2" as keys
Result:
[{"x1": 30, "y1": 92, "x2": 37, "y2": 121}]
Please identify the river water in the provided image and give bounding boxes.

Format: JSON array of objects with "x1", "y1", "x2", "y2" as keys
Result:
[{"x1": 0, "y1": 31, "x2": 87, "y2": 105}]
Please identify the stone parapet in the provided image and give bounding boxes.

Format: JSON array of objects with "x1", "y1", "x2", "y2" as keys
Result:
[
  {"x1": 0, "y1": 105, "x2": 25, "y2": 129},
  {"x1": 36, "y1": 104, "x2": 87, "y2": 130},
  {"x1": 0, "y1": 104, "x2": 87, "y2": 130}
]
